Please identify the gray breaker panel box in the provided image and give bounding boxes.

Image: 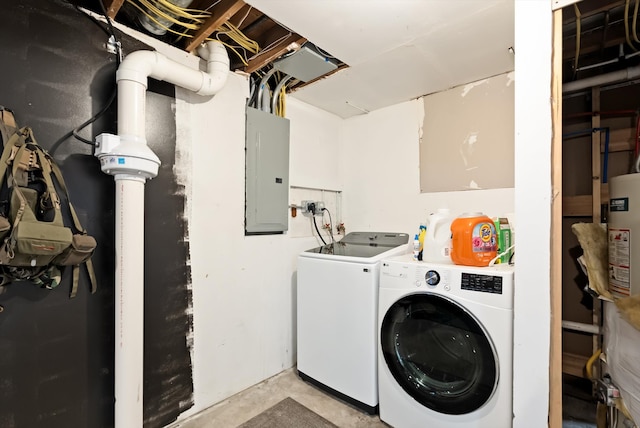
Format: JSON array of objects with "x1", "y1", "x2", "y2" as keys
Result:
[{"x1": 245, "y1": 106, "x2": 290, "y2": 234}]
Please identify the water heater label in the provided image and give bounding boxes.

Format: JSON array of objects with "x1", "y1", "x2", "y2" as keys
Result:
[
  {"x1": 608, "y1": 227, "x2": 630, "y2": 296},
  {"x1": 610, "y1": 197, "x2": 629, "y2": 212}
]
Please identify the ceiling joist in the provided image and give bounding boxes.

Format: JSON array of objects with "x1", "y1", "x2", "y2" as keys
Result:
[
  {"x1": 244, "y1": 34, "x2": 307, "y2": 74},
  {"x1": 103, "y1": 0, "x2": 125, "y2": 19},
  {"x1": 96, "y1": 0, "x2": 345, "y2": 92},
  {"x1": 185, "y1": 0, "x2": 246, "y2": 52}
]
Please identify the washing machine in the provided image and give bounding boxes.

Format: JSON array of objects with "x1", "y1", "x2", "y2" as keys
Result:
[
  {"x1": 378, "y1": 255, "x2": 514, "y2": 428},
  {"x1": 297, "y1": 232, "x2": 409, "y2": 414}
]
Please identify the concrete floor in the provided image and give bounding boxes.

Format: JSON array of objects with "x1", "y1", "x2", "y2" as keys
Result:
[
  {"x1": 169, "y1": 368, "x2": 388, "y2": 428},
  {"x1": 168, "y1": 370, "x2": 602, "y2": 428}
]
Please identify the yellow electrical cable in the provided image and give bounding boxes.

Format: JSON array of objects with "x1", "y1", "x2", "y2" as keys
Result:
[
  {"x1": 212, "y1": 22, "x2": 260, "y2": 66},
  {"x1": 277, "y1": 88, "x2": 282, "y2": 116},
  {"x1": 126, "y1": 0, "x2": 196, "y2": 37},
  {"x1": 135, "y1": 0, "x2": 201, "y2": 30},
  {"x1": 215, "y1": 33, "x2": 250, "y2": 63},
  {"x1": 585, "y1": 348, "x2": 601, "y2": 380},
  {"x1": 625, "y1": 0, "x2": 638, "y2": 51},
  {"x1": 155, "y1": 0, "x2": 211, "y2": 19},
  {"x1": 574, "y1": 4, "x2": 581, "y2": 73},
  {"x1": 207, "y1": 36, "x2": 249, "y2": 65},
  {"x1": 129, "y1": 0, "x2": 261, "y2": 65},
  {"x1": 219, "y1": 22, "x2": 259, "y2": 53},
  {"x1": 281, "y1": 85, "x2": 286, "y2": 117},
  {"x1": 247, "y1": 31, "x2": 291, "y2": 61},
  {"x1": 633, "y1": 0, "x2": 640, "y2": 43}
]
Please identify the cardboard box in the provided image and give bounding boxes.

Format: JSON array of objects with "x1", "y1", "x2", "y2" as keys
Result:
[{"x1": 494, "y1": 218, "x2": 512, "y2": 264}]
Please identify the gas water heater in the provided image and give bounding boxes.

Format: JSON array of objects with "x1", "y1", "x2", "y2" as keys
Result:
[{"x1": 608, "y1": 173, "x2": 640, "y2": 297}]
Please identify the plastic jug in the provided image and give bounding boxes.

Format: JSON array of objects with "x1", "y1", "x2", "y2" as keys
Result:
[
  {"x1": 423, "y1": 208, "x2": 455, "y2": 263},
  {"x1": 450, "y1": 212, "x2": 498, "y2": 267}
]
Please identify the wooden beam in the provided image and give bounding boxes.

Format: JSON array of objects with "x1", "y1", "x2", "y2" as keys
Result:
[
  {"x1": 185, "y1": 0, "x2": 246, "y2": 53},
  {"x1": 563, "y1": 186, "x2": 610, "y2": 216},
  {"x1": 103, "y1": 0, "x2": 125, "y2": 19},
  {"x1": 562, "y1": 352, "x2": 589, "y2": 378},
  {"x1": 289, "y1": 64, "x2": 349, "y2": 91},
  {"x1": 604, "y1": 139, "x2": 634, "y2": 152},
  {"x1": 592, "y1": 88, "x2": 601, "y2": 222},
  {"x1": 550, "y1": 9, "x2": 563, "y2": 428},
  {"x1": 590, "y1": 86, "x2": 603, "y2": 384},
  {"x1": 244, "y1": 34, "x2": 306, "y2": 74},
  {"x1": 563, "y1": 195, "x2": 594, "y2": 216}
]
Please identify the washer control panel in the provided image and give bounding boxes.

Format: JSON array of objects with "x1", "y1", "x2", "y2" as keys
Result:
[
  {"x1": 413, "y1": 267, "x2": 502, "y2": 294},
  {"x1": 425, "y1": 270, "x2": 440, "y2": 286},
  {"x1": 461, "y1": 273, "x2": 503, "y2": 294},
  {"x1": 415, "y1": 268, "x2": 450, "y2": 291}
]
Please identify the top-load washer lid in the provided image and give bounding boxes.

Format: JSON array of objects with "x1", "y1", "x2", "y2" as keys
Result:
[{"x1": 304, "y1": 232, "x2": 409, "y2": 258}]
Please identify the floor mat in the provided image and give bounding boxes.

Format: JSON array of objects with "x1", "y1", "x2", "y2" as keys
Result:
[{"x1": 237, "y1": 397, "x2": 338, "y2": 428}]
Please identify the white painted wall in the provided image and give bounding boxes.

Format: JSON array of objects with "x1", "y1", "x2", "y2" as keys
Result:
[
  {"x1": 340, "y1": 99, "x2": 515, "y2": 235},
  {"x1": 130, "y1": 2, "x2": 553, "y2": 425},
  {"x1": 176, "y1": 74, "x2": 344, "y2": 419}
]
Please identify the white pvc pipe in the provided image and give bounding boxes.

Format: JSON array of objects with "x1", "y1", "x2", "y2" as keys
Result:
[
  {"x1": 112, "y1": 40, "x2": 229, "y2": 427},
  {"x1": 562, "y1": 65, "x2": 640, "y2": 93},
  {"x1": 117, "y1": 41, "x2": 229, "y2": 96},
  {"x1": 561, "y1": 320, "x2": 601, "y2": 335},
  {"x1": 114, "y1": 179, "x2": 145, "y2": 427}
]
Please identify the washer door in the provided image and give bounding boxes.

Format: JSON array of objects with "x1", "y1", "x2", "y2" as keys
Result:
[{"x1": 380, "y1": 293, "x2": 498, "y2": 415}]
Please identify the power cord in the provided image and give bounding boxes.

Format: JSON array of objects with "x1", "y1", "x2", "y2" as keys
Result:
[
  {"x1": 50, "y1": 1, "x2": 122, "y2": 155},
  {"x1": 321, "y1": 208, "x2": 335, "y2": 244},
  {"x1": 312, "y1": 214, "x2": 327, "y2": 246}
]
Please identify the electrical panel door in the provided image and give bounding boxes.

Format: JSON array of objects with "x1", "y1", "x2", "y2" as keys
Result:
[{"x1": 245, "y1": 106, "x2": 290, "y2": 234}]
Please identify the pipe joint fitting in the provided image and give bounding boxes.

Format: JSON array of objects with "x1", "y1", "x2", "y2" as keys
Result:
[{"x1": 115, "y1": 50, "x2": 159, "y2": 87}]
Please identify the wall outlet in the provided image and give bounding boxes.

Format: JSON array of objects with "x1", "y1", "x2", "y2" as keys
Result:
[{"x1": 301, "y1": 200, "x2": 325, "y2": 216}]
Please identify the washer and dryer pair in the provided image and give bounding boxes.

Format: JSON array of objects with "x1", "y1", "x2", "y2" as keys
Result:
[{"x1": 297, "y1": 234, "x2": 515, "y2": 427}]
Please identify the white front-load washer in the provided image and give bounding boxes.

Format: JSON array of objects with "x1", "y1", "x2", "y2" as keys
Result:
[
  {"x1": 297, "y1": 232, "x2": 409, "y2": 414},
  {"x1": 378, "y1": 255, "x2": 514, "y2": 428}
]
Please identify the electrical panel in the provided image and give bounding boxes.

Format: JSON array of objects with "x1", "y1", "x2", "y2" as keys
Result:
[{"x1": 245, "y1": 106, "x2": 290, "y2": 234}]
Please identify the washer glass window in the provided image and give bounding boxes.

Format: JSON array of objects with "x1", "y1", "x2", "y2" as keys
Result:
[{"x1": 380, "y1": 293, "x2": 498, "y2": 415}]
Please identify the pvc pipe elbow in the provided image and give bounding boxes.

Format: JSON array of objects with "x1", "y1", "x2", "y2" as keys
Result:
[
  {"x1": 195, "y1": 41, "x2": 230, "y2": 96},
  {"x1": 116, "y1": 50, "x2": 158, "y2": 87}
]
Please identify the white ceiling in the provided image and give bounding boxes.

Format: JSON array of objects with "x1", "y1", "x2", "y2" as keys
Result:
[{"x1": 245, "y1": 0, "x2": 515, "y2": 118}]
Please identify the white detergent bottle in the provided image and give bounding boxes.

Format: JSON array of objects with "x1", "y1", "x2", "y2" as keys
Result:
[{"x1": 423, "y1": 208, "x2": 455, "y2": 263}]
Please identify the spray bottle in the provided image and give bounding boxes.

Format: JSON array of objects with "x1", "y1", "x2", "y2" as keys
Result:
[
  {"x1": 412, "y1": 234, "x2": 420, "y2": 261},
  {"x1": 418, "y1": 224, "x2": 426, "y2": 261}
]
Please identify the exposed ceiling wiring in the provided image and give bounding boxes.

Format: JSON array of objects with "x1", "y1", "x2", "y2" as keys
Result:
[
  {"x1": 134, "y1": 0, "x2": 206, "y2": 30},
  {"x1": 125, "y1": 0, "x2": 262, "y2": 65},
  {"x1": 633, "y1": 0, "x2": 640, "y2": 43},
  {"x1": 213, "y1": 22, "x2": 261, "y2": 66},
  {"x1": 234, "y1": 5, "x2": 253, "y2": 29},
  {"x1": 202, "y1": 0, "x2": 222, "y2": 13},
  {"x1": 625, "y1": 0, "x2": 638, "y2": 51},
  {"x1": 126, "y1": 0, "x2": 198, "y2": 37},
  {"x1": 574, "y1": 3, "x2": 581, "y2": 76},
  {"x1": 96, "y1": 0, "x2": 346, "y2": 97},
  {"x1": 247, "y1": 31, "x2": 293, "y2": 62}
]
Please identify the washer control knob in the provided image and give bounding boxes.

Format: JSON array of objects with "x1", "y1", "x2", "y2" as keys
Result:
[{"x1": 425, "y1": 270, "x2": 440, "y2": 286}]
